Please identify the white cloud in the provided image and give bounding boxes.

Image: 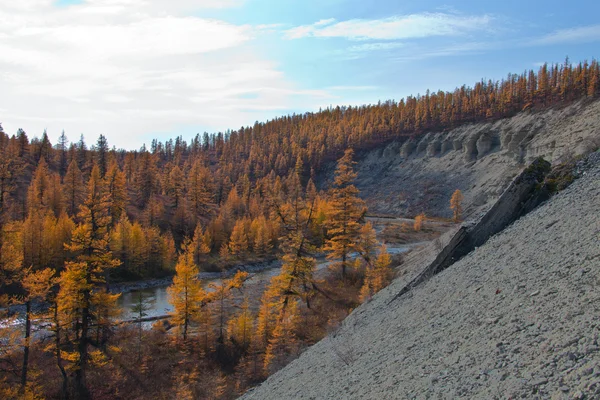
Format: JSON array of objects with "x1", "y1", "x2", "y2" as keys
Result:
[
  {"x1": 348, "y1": 42, "x2": 405, "y2": 52},
  {"x1": 331, "y1": 41, "x2": 406, "y2": 60},
  {"x1": 392, "y1": 41, "x2": 488, "y2": 61},
  {"x1": 0, "y1": 0, "x2": 316, "y2": 149},
  {"x1": 327, "y1": 86, "x2": 378, "y2": 91},
  {"x1": 529, "y1": 24, "x2": 600, "y2": 46},
  {"x1": 286, "y1": 13, "x2": 493, "y2": 41}
]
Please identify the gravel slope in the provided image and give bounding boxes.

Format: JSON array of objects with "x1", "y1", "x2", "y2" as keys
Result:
[{"x1": 243, "y1": 155, "x2": 600, "y2": 400}]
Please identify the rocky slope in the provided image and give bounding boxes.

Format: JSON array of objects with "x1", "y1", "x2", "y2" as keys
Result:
[
  {"x1": 243, "y1": 152, "x2": 600, "y2": 399},
  {"x1": 352, "y1": 99, "x2": 600, "y2": 218}
]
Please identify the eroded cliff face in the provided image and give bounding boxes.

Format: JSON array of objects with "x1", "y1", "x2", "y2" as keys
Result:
[{"x1": 350, "y1": 99, "x2": 600, "y2": 218}]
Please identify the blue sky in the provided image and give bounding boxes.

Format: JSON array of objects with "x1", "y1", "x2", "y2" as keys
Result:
[{"x1": 0, "y1": 0, "x2": 598, "y2": 149}]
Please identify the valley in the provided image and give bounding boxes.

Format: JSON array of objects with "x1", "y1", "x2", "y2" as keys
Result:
[{"x1": 1, "y1": 58, "x2": 599, "y2": 399}]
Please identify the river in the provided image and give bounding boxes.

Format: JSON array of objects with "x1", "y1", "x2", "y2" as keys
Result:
[
  {"x1": 0, "y1": 244, "x2": 419, "y2": 330},
  {"x1": 117, "y1": 244, "x2": 417, "y2": 323}
]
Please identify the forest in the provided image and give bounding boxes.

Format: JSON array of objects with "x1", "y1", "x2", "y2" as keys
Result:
[{"x1": 0, "y1": 58, "x2": 599, "y2": 399}]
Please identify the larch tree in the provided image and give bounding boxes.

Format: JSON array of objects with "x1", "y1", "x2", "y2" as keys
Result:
[
  {"x1": 0, "y1": 222, "x2": 25, "y2": 388},
  {"x1": 167, "y1": 165, "x2": 185, "y2": 208},
  {"x1": 227, "y1": 299, "x2": 253, "y2": 352},
  {"x1": 63, "y1": 159, "x2": 86, "y2": 218},
  {"x1": 104, "y1": 161, "x2": 127, "y2": 226},
  {"x1": 75, "y1": 134, "x2": 89, "y2": 172},
  {"x1": 57, "y1": 165, "x2": 121, "y2": 399},
  {"x1": 56, "y1": 131, "x2": 69, "y2": 177},
  {"x1": 255, "y1": 169, "x2": 317, "y2": 374},
  {"x1": 191, "y1": 224, "x2": 211, "y2": 267},
  {"x1": 450, "y1": 189, "x2": 464, "y2": 223},
  {"x1": 47, "y1": 173, "x2": 64, "y2": 217},
  {"x1": 359, "y1": 244, "x2": 392, "y2": 302},
  {"x1": 95, "y1": 134, "x2": 109, "y2": 178},
  {"x1": 0, "y1": 222, "x2": 23, "y2": 299},
  {"x1": 167, "y1": 239, "x2": 206, "y2": 342},
  {"x1": 133, "y1": 150, "x2": 158, "y2": 208},
  {"x1": 20, "y1": 268, "x2": 55, "y2": 388},
  {"x1": 253, "y1": 280, "x2": 279, "y2": 367},
  {"x1": 17, "y1": 163, "x2": 64, "y2": 390},
  {"x1": 355, "y1": 222, "x2": 378, "y2": 267},
  {"x1": 131, "y1": 291, "x2": 152, "y2": 361},
  {"x1": 323, "y1": 149, "x2": 366, "y2": 279},
  {"x1": 270, "y1": 168, "x2": 318, "y2": 310},
  {"x1": 0, "y1": 145, "x2": 18, "y2": 222},
  {"x1": 187, "y1": 160, "x2": 214, "y2": 222},
  {"x1": 36, "y1": 130, "x2": 52, "y2": 164},
  {"x1": 16, "y1": 129, "x2": 29, "y2": 159},
  {"x1": 228, "y1": 219, "x2": 249, "y2": 258},
  {"x1": 224, "y1": 187, "x2": 244, "y2": 220},
  {"x1": 251, "y1": 217, "x2": 272, "y2": 257},
  {"x1": 413, "y1": 213, "x2": 425, "y2": 232},
  {"x1": 27, "y1": 159, "x2": 51, "y2": 213},
  {"x1": 219, "y1": 242, "x2": 231, "y2": 262},
  {"x1": 263, "y1": 300, "x2": 299, "y2": 374},
  {"x1": 206, "y1": 270, "x2": 249, "y2": 358},
  {"x1": 142, "y1": 194, "x2": 164, "y2": 228}
]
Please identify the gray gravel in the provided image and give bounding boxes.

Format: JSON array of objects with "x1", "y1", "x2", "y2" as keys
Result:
[{"x1": 243, "y1": 154, "x2": 600, "y2": 400}]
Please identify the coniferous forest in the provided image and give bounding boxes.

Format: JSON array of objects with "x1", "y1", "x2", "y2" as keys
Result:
[{"x1": 0, "y1": 59, "x2": 599, "y2": 399}]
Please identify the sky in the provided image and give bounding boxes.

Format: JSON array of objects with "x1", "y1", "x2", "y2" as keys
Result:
[{"x1": 0, "y1": 0, "x2": 599, "y2": 150}]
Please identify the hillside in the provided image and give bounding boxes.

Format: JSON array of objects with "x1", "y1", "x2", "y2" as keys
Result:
[
  {"x1": 243, "y1": 153, "x2": 600, "y2": 399},
  {"x1": 350, "y1": 99, "x2": 600, "y2": 218}
]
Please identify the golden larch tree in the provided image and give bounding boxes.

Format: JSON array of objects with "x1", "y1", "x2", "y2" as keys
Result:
[
  {"x1": 167, "y1": 238, "x2": 206, "y2": 341},
  {"x1": 63, "y1": 159, "x2": 86, "y2": 218},
  {"x1": 228, "y1": 219, "x2": 249, "y2": 258},
  {"x1": 450, "y1": 189, "x2": 464, "y2": 223},
  {"x1": 263, "y1": 300, "x2": 299, "y2": 374},
  {"x1": 57, "y1": 165, "x2": 121, "y2": 399},
  {"x1": 324, "y1": 149, "x2": 366, "y2": 279},
  {"x1": 104, "y1": 161, "x2": 127, "y2": 226},
  {"x1": 227, "y1": 299, "x2": 253, "y2": 352},
  {"x1": 187, "y1": 160, "x2": 214, "y2": 222},
  {"x1": 413, "y1": 213, "x2": 425, "y2": 231},
  {"x1": 167, "y1": 165, "x2": 185, "y2": 208},
  {"x1": 206, "y1": 270, "x2": 249, "y2": 349},
  {"x1": 192, "y1": 224, "x2": 211, "y2": 267},
  {"x1": 356, "y1": 222, "x2": 378, "y2": 266},
  {"x1": 359, "y1": 244, "x2": 393, "y2": 302}
]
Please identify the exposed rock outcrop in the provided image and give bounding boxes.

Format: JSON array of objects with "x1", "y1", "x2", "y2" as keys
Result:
[
  {"x1": 388, "y1": 157, "x2": 551, "y2": 303},
  {"x1": 426, "y1": 137, "x2": 441, "y2": 157},
  {"x1": 400, "y1": 138, "x2": 416, "y2": 158},
  {"x1": 348, "y1": 99, "x2": 600, "y2": 218}
]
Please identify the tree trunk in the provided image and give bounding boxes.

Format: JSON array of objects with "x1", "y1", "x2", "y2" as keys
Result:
[
  {"x1": 54, "y1": 304, "x2": 69, "y2": 399},
  {"x1": 74, "y1": 291, "x2": 91, "y2": 400},
  {"x1": 20, "y1": 300, "x2": 31, "y2": 388}
]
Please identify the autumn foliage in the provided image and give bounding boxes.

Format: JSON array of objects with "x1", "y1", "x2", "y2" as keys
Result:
[
  {"x1": 0, "y1": 58, "x2": 598, "y2": 398},
  {"x1": 450, "y1": 189, "x2": 464, "y2": 223}
]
